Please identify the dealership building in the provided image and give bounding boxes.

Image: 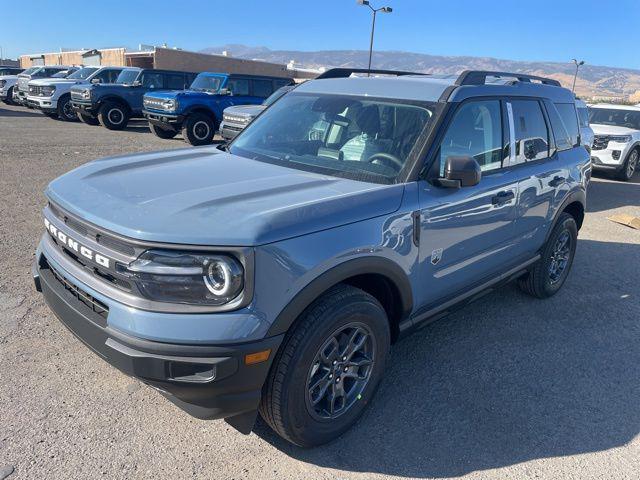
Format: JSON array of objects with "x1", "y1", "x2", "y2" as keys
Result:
[{"x1": 18, "y1": 45, "x2": 318, "y2": 80}]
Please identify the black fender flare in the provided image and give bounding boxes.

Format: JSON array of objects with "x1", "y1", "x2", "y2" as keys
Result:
[
  {"x1": 545, "y1": 188, "x2": 586, "y2": 244},
  {"x1": 266, "y1": 256, "x2": 414, "y2": 338},
  {"x1": 95, "y1": 95, "x2": 130, "y2": 112},
  {"x1": 182, "y1": 105, "x2": 218, "y2": 124}
]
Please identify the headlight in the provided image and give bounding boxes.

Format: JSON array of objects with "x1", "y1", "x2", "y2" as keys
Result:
[
  {"x1": 162, "y1": 99, "x2": 177, "y2": 111},
  {"x1": 609, "y1": 135, "x2": 632, "y2": 143},
  {"x1": 119, "y1": 250, "x2": 244, "y2": 306},
  {"x1": 42, "y1": 86, "x2": 55, "y2": 96}
]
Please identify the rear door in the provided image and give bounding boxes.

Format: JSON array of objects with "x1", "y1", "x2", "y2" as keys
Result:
[{"x1": 417, "y1": 98, "x2": 522, "y2": 309}]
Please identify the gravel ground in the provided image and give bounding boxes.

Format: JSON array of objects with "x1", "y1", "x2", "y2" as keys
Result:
[{"x1": 0, "y1": 103, "x2": 639, "y2": 480}]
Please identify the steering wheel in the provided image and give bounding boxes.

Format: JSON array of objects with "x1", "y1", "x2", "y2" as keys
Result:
[{"x1": 368, "y1": 152, "x2": 404, "y2": 171}]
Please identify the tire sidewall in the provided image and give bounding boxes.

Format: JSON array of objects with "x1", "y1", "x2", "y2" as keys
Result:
[
  {"x1": 540, "y1": 215, "x2": 577, "y2": 296},
  {"x1": 283, "y1": 298, "x2": 390, "y2": 446},
  {"x1": 623, "y1": 149, "x2": 638, "y2": 180},
  {"x1": 99, "y1": 102, "x2": 128, "y2": 130},
  {"x1": 183, "y1": 113, "x2": 215, "y2": 145},
  {"x1": 57, "y1": 96, "x2": 77, "y2": 122}
]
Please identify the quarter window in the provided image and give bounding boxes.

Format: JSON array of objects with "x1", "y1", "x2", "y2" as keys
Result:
[
  {"x1": 510, "y1": 100, "x2": 549, "y2": 163},
  {"x1": 228, "y1": 79, "x2": 249, "y2": 96},
  {"x1": 439, "y1": 100, "x2": 504, "y2": 173},
  {"x1": 252, "y1": 79, "x2": 273, "y2": 98}
]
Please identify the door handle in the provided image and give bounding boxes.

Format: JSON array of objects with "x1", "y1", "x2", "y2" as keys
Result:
[
  {"x1": 549, "y1": 175, "x2": 566, "y2": 187},
  {"x1": 491, "y1": 190, "x2": 515, "y2": 205}
]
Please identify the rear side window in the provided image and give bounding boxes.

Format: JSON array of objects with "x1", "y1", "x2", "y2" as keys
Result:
[
  {"x1": 252, "y1": 79, "x2": 273, "y2": 98},
  {"x1": 228, "y1": 78, "x2": 249, "y2": 96},
  {"x1": 555, "y1": 103, "x2": 580, "y2": 147},
  {"x1": 439, "y1": 99, "x2": 505, "y2": 173},
  {"x1": 275, "y1": 79, "x2": 292, "y2": 89},
  {"x1": 166, "y1": 74, "x2": 187, "y2": 90},
  {"x1": 510, "y1": 100, "x2": 549, "y2": 163},
  {"x1": 141, "y1": 73, "x2": 163, "y2": 89}
]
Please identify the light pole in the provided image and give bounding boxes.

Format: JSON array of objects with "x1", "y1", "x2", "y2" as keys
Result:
[
  {"x1": 572, "y1": 59, "x2": 584, "y2": 93},
  {"x1": 357, "y1": 0, "x2": 392, "y2": 75}
]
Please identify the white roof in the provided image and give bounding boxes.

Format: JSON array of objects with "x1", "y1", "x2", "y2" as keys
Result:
[{"x1": 589, "y1": 103, "x2": 640, "y2": 111}]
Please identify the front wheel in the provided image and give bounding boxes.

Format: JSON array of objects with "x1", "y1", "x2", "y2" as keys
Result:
[
  {"x1": 617, "y1": 149, "x2": 638, "y2": 181},
  {"x1": 98, "y1": 101, "x2": 129, "y2": 130},
  {"x1": 149, "y1": 123, "x2": 178, "y2": 139},
  {"x1": 518, "y1": 212, "x2": 578, "y2": 298},
  {"x1": 259, "y1": 285, "x2": 390, "y2": 447},
  {"x1": 56, "y1": 95, "x2": 78, "y2": 122},
  {"x1": 181, "y1": 113, "x2": 215, "y2": 146}
]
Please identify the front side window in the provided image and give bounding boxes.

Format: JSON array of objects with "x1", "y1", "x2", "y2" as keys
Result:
[
  {"x1": 230, "y1": 93, "x2": 435, "y2": 183},
  {"x1": 511, "y1": 100, "x2": 549, "y2": 163},
  {"x1": 439, "y1": 100, "x2": 504, "y2": 173},
  {"x1": 589, "y1": 108, "x2": 640, "y2": 130},
  {"x1": 228, "y1": 78, "x2": 250, "y2": 96},
  {"x1": 93, "y1": 69, "x2": 120, "y2": 84},
  {"x1": 555, "y1": 103, "x2": 580, "y2": 147},
  {"x1": 116, "y1": 69, "x2": 140, "y2": 85}
]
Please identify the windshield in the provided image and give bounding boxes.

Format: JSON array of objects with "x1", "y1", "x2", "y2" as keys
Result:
[
  {"x1": 589, "y1": 108, "x2": 640, "y2": 130},
  {"x1": 263, "y1": 86, "x2": 293, "y2": 106},
  {"x1": 230, "y1": 93, "x2": 435, "y2": 184},
  {"x1": 189, "y1": 75, "x2": 223, "y2": 92},
  {"x1": 67, "y1": 67, "x2": 99, "y2": 80},
  {"x1": 21, "y1": 67, "x2": 39, "y2": 75},
  {"x1": 116, "y1": 69, "x2": 141, "y2": 85},
  {"x1": 52, "y1": 71, "x2": 68, "y2": 78}
]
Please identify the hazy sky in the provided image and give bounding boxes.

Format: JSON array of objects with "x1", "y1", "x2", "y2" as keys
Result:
[{"x1": 2, "y1": 0, "x2": 639, "y2": 70}]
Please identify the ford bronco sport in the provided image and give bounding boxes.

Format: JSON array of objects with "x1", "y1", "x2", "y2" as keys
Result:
[
  {"x1": 33, "y1": 69, "x2": 590, "y2": 447},
  {"x1": 70, "y1": 67, "x2": 196, "y2": 129},
  {"x1": 142, "y1": 72, "x2": 293, "y2": 145}
]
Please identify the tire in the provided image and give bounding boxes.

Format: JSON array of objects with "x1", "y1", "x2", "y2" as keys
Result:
[
  {"x1": 149, "y1": 123, "x2": 178, "y2": 139},
  {"x1": 616, "y1": 148, "x2": 638, "y2": 181},
  {"x1": 181, "y1": 113, "x2": 215, "y2": 146},
  {"x1": 78, "y1": 112, "x2": 100, "y2": 126},
  {"x1": 98, "y1": 101, "x2": 129, "y2": 130},
  {"x1": 3, "y1": 87, "x2": 17, "y2": 105},
  {"x1": 56, "y1": 95, "x2": 78, "y2": 122},
  {"x1": 518, "y1": 212, "x2": 578, "y2": 299},
  {"x1": 43, "y1": 112, "x2": 58, "y2": 119},
  {"x1": 259, "y1": 284, "x2": 390, "y2": 447}
]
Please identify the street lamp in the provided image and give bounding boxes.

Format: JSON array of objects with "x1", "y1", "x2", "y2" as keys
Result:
[
  {"x1": 572, "y1": 59, "x2": 585, "y2": 93},
  {"x1": 357, "y1": 0, "x2": 393, "y2": 75}
]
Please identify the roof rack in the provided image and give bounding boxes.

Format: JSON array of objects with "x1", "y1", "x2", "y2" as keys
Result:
[
  {"x1": 315, "y1": 68, "x2": 425, "y2": 80},
  {"x1": 455, "y1": 70, "x2": 562, "y2": 87}
]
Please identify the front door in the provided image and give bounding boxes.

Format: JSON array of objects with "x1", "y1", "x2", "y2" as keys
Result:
[{"x1": 416, "y1": 98, "x2": 522, "y2": 310}]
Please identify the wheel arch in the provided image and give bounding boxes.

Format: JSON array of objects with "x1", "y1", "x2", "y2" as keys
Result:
[
  {"x1": 267, "y1": 257, "x2": 414, "y2": 344},
  {"x1": 183, "y1": 105, "x2": 218, "y2": 125},
  {"x1": 97, "y1": 95, "x2": 130, "y2": 112},
  {"x1": 546, "y1": 189, "x2": 586, "y2": 244}
]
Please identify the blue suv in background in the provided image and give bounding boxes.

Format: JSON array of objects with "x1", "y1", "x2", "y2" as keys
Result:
[
  {"x1": 70, "y1": 68, "x2": 196, "y2": 130},
  {"x1": 34, "y1": 69, "x2": 590, "y2": 447},
  {"x1": 143, "y1": 72, "x2": 293, "y2": 145}
]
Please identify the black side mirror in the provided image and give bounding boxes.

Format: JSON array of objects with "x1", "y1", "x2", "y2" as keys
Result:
[{"x1": 437, "y1": 155, "x2": 482, "y2": 188}]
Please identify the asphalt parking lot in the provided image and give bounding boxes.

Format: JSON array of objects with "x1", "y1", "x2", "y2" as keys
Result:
[{"x1": 0, "y1": 102, "x2": 639, "y2": 480}]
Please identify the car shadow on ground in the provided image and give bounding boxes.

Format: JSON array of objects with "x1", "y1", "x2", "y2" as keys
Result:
[
  {"x1": 587, "y1": 175, "x2": 640, "y2": 213},
  {"x1": 255, "y1": 238, "x2": 640, "y2": 478},
  {"x1": 0, "y1": 106, "x2": 44, "y2": 118}
]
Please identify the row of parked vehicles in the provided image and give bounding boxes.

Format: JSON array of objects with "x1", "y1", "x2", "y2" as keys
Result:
[
  {"x1": 0, "y1": 64, "x2": 295, "y2": 145},
  {"x1": 2, "y1": 64, "x2": 639, "y2": 180}
]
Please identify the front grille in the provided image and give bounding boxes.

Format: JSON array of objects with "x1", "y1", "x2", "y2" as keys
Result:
[
  {"x1": 48, "y1": 261, "x2": 109, "y2": 319},
  {"x1": 18, "y1": 77, "x2": 30, "y2": 92},
  {"x1": 593, "y1": 135, "x2": 609, "y2": 151},
  {"x1": 29, "y1": 85, "x2": 43, "y2": 96}
]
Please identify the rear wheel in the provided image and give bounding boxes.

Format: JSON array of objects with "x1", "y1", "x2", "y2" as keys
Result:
[
  {"x1": 98, "y1": 101, "x2": 129, "y2": 130},
  {"x1": 518, "y1": 212, "x2": 578, "y2": 298},
  {"x1": 181, "y1": 113, "x2": 215, "y2": 146},
  {"x1": 617, "y1": 149, "x2": 638, "y2": 181},
  {"x1": 56, "y1": 95, "x2": 78, "y2": 122},
  {"x1": 149, "y1": 123, "x2": 178, "y2": 139},
  {"x1": 78, "y1": 112, "x2": 100, "y2": 126},
  {"x1": 259, "y1": 285, "x2": 390, "y2": 447}
]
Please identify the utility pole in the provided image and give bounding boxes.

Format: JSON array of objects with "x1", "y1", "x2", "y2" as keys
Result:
[
  {"x1": 357, "y1": 1, "x2": 393, "y2": 75},
  {"x1": 572, "y1": 59, "x2": 585, "y2": 93}
]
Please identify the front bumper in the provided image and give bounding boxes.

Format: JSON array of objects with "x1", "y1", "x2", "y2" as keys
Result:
[
  {"x1": 71, "y1": 100, "x2": 96, "y2": 116},
  {"x1": 26, "y1": 95, "x2": 58, "y2": 112},
  {"x1": 33, "y1": 250, "x2": 283, "y2": 428},
  {"x1": 220, "y1": 122, "x2": 245, "y2": 141},
  {"x1": 591, "y1": 143, "x2": 631, "y2": 171},
  {"x1": 143, "y1": 109, "x2": 184, "y2": 128},
  {"x1": 14, "y1": 89, "x2": 27, "y2": 104}
]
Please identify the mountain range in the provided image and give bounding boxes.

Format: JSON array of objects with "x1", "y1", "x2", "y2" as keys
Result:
[{"x1": 201, "y1": 44, "x2": 640, "y2": 101}]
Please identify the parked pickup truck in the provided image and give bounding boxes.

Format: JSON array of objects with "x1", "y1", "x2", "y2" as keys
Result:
[
  {"x1": 34, "y1": 68, "x2": 590, "y2": 447},
  {"x1": 143, "y1": 72, "x2": 293, "y2": 145},
  {"x1": 220, "y1": 85, "x2": 295, "y2": 141},
  {"x1": 0, "y1": 66, "x2": 24, "y2": 105},
  {"x1": 26, "y1": 66, "x2": 124, "y2": 121},
  {"x1": 71, "y1": 67, "x2": 196, "y2": 129},
  {"x1": 14, "y1": 66, "x2": 78, "y2": 106}
]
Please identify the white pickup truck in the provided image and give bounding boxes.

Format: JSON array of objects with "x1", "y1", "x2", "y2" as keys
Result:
[
  {"x1": 26, "y1": 66, "x2": 123, "y2": 121},
  {"x1": 0, "y1": 66, "x2": 24, "y2": 105}
]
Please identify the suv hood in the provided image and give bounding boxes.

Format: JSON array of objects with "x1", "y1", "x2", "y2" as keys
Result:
[
  {"x1": 145, "y1": 90, "x2": 216, "y2": 101},
  {"x1": 224, "y1": 104, "x2": 266, "y2": 118},
  {"x1": 30, "y1": 78, "x2": 85, "y2": 87},
  {"x1": 590, "y1": 124, "x2": 639, "y2": 136},
  {"x1": 0, "y1": 74, "x2": 18, "y2": 80},
  {"x1": 46, "y1": 147, "x2": 403, "y2": 246}
]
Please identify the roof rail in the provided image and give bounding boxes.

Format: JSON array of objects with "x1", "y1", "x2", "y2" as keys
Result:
[
  {"x1": 315, "y1": 68, "x2": 425, "y2": 80},
  {"x1": 455, "y1": 70, "x2": 562, "y2": 87}
]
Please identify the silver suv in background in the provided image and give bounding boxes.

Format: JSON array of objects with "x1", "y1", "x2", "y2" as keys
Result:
[
  {"x1": 14, "y1": 66, "x2": 77, "y2": 106},
  {"x1": 575, "y1": 99, "x2": 594, "y2": 151},
  {"x1": 26, "y1": 66, "x2": 123, "y2": 121},
  {"x1": 589, "y1": 104, "x2": 640, "y2": 181}
]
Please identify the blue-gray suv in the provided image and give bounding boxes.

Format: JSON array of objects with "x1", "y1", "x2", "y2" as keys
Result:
[{"x1": 33, "y1": 69, "x2": 591, "y2": 447}]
